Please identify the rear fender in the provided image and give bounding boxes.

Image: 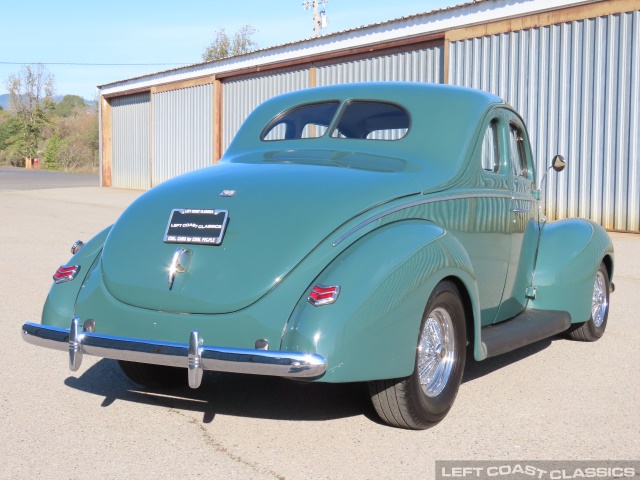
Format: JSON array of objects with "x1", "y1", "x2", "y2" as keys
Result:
[
  {"x1": 42, "y1": 226, "x2": 113, "y2": 328},
  {"x1": 529, "y1": 219, "x2": 613, "y2": 323},
  {"x1": 280, "y1": 220, "x2": 479, "y2": 382}
]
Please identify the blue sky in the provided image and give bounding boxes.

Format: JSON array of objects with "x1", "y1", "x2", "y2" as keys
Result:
[{"x1": 0, "y1": 0, "x2": 461, "y2": 99}]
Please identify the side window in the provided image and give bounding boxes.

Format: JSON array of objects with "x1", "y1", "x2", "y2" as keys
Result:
[
  {"x1": 481, "y1": 120, "x2": 501, "y2": 173},
  {"x1": 508, "y1": 123, "x2": 529, "y2": 178}
]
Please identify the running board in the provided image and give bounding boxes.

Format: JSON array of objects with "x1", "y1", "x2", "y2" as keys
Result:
[{"x1": 481, "y1": 310, "x2": 571, "y2": 359}]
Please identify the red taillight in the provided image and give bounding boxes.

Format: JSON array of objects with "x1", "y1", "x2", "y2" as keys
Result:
[
  {"x1": 53, "y1": 265, "x2": 80, "y2": 284},
  {"x1": 308, "y1": 285, "x2": 340, "y2": 306}
]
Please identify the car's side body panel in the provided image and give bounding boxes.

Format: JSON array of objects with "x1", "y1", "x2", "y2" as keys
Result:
[
  {"x1": 43, "y1": 226, "x2": 112, "y2": 328},
  {"x1": 529, "y1": 218, "x2": 614, "y2": 322},
  {"x1": 282, "y1": 220, "x2": 479, "y2": 382}
]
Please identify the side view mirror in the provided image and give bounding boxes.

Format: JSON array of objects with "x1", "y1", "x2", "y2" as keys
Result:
[
  {"x1": 552, "y1": 154, "x2": 566, "y2": 172},
  {"x1": 538, "y1": 154, "x2": 566, "y2": 206}
]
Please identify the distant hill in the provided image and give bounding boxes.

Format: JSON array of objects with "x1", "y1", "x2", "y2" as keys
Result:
[{"x1": 0, "y1": 93, "x2": 93, "y2": 110}]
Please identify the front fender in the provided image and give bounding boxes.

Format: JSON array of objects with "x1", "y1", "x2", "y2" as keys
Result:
[
  {"x1": 529, "y1": 219, "x2": 614, "y2": 323},
  {"x1": 280, "y1": 220, "x2": 478, "y2": 382},
  {"x1": 42, "y1": 225, "x2": 113, "y2": 328}
]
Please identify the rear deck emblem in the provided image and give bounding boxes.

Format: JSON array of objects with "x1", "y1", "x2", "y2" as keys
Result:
[
  {"x1": 219, "y1": 190, "x2": 236, "y2": 197},
  {"x1": 168, "y1": 248, "x2": 192, "y2": 290}
]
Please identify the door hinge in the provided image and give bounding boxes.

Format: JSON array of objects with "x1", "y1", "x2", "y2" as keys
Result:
[{"x1": 525, "y1": 286, "x2": 537, "y2": 299}]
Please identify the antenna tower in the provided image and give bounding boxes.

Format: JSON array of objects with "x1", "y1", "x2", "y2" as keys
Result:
[{"x1": 302, "y1": 0, "x2": 329, "y2": 37}]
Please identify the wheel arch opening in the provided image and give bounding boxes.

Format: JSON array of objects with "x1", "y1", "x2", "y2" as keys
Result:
[
  {"x1": 602, "y1": 254, "x2": 613, "y2": 282},
  {"x1": 441, "y1": 275, "x2": 474, "y2": 346}
]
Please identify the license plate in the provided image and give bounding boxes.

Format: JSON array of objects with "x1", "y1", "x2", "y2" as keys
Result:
[{"x1": 163, "y1": 209, "x2": 229, "y2": 245}]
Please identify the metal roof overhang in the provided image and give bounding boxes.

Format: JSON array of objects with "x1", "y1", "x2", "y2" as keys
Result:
[{"x1": 98, "y1": 0, "x2": 596, "y2": 97}]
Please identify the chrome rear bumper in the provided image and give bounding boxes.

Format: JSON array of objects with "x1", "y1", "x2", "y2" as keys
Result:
[{"x1": 22, "y1": 318, "x2": 327, "y2": 388}]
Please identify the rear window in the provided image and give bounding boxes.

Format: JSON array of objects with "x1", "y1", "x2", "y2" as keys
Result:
[
  {"x1": 261, "y1": 102, "x2": 339, "y2": 141},
  {"x1": 332, "y1": 101, "x2": 409, "y2": 140},
  {"x1": 261, "y1": 100, "x2": 410, "y2": 141}
]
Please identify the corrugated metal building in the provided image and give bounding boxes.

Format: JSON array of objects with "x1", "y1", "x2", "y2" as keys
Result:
[{"x1": 98, "y1": 0, "x2": 640, "y2": 232}]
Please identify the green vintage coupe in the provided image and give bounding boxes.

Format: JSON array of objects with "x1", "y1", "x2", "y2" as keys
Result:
[{"x1": 22, "y1": 83, "x2": 614, "y2": 429}]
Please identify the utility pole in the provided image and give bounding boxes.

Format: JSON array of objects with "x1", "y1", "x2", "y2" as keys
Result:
[{"x1": 302, "y1": 0, "x2": 328, "y2": 38}]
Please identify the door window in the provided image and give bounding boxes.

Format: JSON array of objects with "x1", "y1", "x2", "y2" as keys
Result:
[
  {"x1": 508, "y1": 123, "x2": 530, "y2": 179},
  {"x1": 480, "y1": 120, "x2": 501, "y2": 174}
]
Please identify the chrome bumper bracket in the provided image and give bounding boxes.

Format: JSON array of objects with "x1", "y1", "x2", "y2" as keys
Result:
[
  {"x1": 69, "y1": 317, "x2": 83, "y2": 372},
  {"x1": 22, "y1": 319, "x2": 327, "y2": 385},
  {"x1": 188, "y1": 330, "x2": 204, "y2": 389}
]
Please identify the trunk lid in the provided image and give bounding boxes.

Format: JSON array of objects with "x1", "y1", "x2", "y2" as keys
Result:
[{"x1": 101, "y1": 157, "x2": 420, "y2": 313}]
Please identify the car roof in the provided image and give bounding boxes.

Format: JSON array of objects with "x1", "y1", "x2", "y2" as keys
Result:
[
  {"x1": 225, "y1": 82, "x2": 505, "y2": 191},
  {"x1": 269, "y1": 82, "x2": 502, "y2": 108}
]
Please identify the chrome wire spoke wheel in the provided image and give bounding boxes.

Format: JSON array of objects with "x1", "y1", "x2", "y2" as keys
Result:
[
  {"x1": 417, "y1": 306, "x2": 456, "y2": 397},
  {"x1": 368, "y1": 281, "x2": 466, "y2": 429},
  {"x1": 568, "y1": 262, "x2": 610, "y2": 342},
  {"x1": 591, "y1": 270, "x2": 608, "y2": 328}
]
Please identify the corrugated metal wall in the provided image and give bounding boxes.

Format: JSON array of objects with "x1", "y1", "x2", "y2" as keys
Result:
[
  {"x1": 316, "y1": 46, "x2": 444, "y2": 85},
  {"x1": 105, "y1": 6, "x2": 640, "y2": 232},
  {"x1": 449, "y1": 10, "x2": 640, "y2": 231},
  {"x1": 220, "y1": 47, "x2": 444, "y2": 152},
  {"x1": 152, "y1": 84, "x2": 213, "y2": 185},
  {"x1": 111, "y1": 92, "x2": 150, "y2": 190},
  {"x1": 222, "y1": 69, "x2": 310, "y2": 150}
]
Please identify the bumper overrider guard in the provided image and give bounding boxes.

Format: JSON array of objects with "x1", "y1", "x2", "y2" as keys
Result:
[{"x1": 22, "y1": 317, "x2": 327, "y2": 388}]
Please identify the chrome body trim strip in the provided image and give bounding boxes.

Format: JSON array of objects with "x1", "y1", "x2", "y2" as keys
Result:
[
  {"x1": 22, "y1": 320, "x2": 327, "y2": 384},
  {"x1": 332, "y1": 192, "x2": 520, "y2": 246}
]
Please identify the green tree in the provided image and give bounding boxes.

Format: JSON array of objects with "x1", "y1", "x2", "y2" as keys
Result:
[
  {"x1": 55, "y1": 94, "x2": 86, "y2": 117},
  {"x1": 44, "y1": 108, "x2": 98, "y2": 172},
  {"x1": 43, "y1": 132, "x2": 60, "y2": 170},
  {"x1": 202, "y1": 25, "x2": 258, "y2": 61},
  {"x1": 4, "y1": 64, "x2": 56, "y2": 161},
  {"x1": 0, "y1": 112, "x2": 24, "y2": 165},
  {"x1": 0, "y1": 114, "x2": 20, "y2": 151}
]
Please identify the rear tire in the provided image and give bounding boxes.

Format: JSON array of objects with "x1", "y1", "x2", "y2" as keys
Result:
[
  {"x1": 568, "y1": 262, "x2": 610, "y2": 342},
  {"x1": 118, "y1": 360, "x2": 187, "y2": 389},
  {"x1": 368, "y1": 281, "x2": 467, "y2": 429}
]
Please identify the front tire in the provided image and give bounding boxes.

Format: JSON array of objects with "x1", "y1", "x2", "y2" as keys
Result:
[
  {"x1": 118, "y1": 360, "x2": 187, "y2": 389},
  {"x1": 368, "y1": 281, "x2": 467, "y2": 429},
  {"x1": 568, "y1": 262, "x2": 610, "y2": 342}
]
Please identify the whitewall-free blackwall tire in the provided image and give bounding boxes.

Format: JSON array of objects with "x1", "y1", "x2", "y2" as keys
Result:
[{"x1": 368, "y1": 280, "x2": 467, "y2": 429}]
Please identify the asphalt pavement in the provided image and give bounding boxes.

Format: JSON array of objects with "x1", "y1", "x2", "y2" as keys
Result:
[
  {"x1": 1, "y1": 167, "x2": 638, "y2": 479},
  {"x1": 0, "y1": 165, "x2": 98, "y2": 191}
]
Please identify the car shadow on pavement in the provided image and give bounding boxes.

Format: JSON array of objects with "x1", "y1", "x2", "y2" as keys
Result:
[
  {"x1": 64, "y1": 358, "x2": 374, "y2": 424},
  {"x1": 462, "y1": 335, "x2": 562, "y2": 383},
  {"x1": 63, "y1": 335, "x2": 566, "y2": 425}
]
